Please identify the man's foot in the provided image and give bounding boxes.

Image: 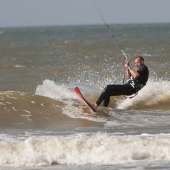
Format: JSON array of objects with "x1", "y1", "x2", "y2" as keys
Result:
[{"x1": 88, "y1": 102, "x2": 98, "y2": 111}]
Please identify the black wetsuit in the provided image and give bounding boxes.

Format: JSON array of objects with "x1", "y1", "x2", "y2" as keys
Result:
[{"x1": 96, "y1": 65, "x2": 149, "y2": 107}]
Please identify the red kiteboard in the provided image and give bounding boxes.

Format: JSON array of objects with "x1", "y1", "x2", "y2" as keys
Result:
[{"x1": 75, "y1": 87, "x2": 96, "y2": 112}]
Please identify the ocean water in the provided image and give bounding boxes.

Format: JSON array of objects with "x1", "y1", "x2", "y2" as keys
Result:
[{"x1": 0, "y1": 23, "x2": 170, "y2": 169}]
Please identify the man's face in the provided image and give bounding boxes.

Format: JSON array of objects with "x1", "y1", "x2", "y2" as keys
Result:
[{"x1": 135, "y1": 57, "x2": 144, "y2": 69}]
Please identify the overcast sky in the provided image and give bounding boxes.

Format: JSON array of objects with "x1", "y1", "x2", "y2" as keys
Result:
[{"x1": 0, "y1": 0, "x2": 170, "y2": 28}]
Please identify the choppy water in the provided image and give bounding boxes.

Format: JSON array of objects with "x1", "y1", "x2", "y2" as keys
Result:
[{"x1": 0, "y1": 23, "x2": 170, "y2": 169}]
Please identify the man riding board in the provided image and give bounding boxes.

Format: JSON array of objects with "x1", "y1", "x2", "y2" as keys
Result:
[{"x1": 89, "y1": 56, "x2": 149, "y2": 111}]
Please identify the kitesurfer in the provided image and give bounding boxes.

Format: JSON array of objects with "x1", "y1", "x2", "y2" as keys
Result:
[{"x1": 89, "y1": 56, "x2": 149, "y2": 110}]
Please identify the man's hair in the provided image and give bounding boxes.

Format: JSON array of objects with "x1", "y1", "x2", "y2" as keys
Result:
[{"x1": 135, "y1": 56, "x2": 144, "y2": 61}]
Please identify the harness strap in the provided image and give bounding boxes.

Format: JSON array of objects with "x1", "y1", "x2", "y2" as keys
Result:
[{"x1": 128, "y1": 76, "x2": 145, "y2": 92}]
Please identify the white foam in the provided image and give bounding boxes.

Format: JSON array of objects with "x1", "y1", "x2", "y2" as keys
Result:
[
  {"x1": 0, "y1": 102, "x2": 5, "y2": 106},
  {"x1": 117, "y1": 80, "x2": 170, "y2": 110},
  {"x1": 7, "y1": 95, "x2": 18, "y2": 100},
  {"x1": 35, "y1": 79, "x2": 76, "y2": 100},
  {"x1": 62, "y1": 100, "x2": 106, "y2": 123},
  {"x1": 15, "y1": 65, "x2": 25, "y2": 68},
  {"x1": 0, "y1": 132, "x2": 170, "y2": 166},
  {"x1": 35, "y1": 80, "x2": 106, "y2": 123},
  {"x1": 12, "y1": 107, "x2": 18, "y2": 111},
  {"x1": 23, "y1": 110, "x2": 31, "y2": 114}
]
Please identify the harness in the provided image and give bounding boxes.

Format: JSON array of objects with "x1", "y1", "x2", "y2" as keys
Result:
[
  {"x1": 128, "y1": 76, "x2": 145, "y2": 92},
  {"x1": 124, "y1": 76, "x2": 145, "y2": 99}
]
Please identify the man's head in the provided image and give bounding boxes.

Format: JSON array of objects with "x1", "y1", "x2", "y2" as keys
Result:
[{"x1": 135, "y1": 56, "x2": 144, "y2": 69}]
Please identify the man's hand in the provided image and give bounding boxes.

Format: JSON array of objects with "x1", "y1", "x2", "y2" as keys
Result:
[
  {"x1": 125, "y1": 59, "x2": 140, "y2": 78},
  {"x1": 125, "y1": 60, "x2": 130, "y2": 70}
]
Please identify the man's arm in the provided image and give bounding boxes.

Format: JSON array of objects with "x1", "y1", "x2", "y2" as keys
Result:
[
  {"x1": 125, "y1": 60, "x2": 140, "y2": 79},
  {"x1": 129, "y1": 68, "x2": 140, "y2": 78},
  {"x1": 126, "y1": 69, "x2": 131, "y2": 79}
]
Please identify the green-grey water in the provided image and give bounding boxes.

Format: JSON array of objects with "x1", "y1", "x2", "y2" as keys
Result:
[{"x1": 0, "y1": 23, "x2": 170, "y2": 169}]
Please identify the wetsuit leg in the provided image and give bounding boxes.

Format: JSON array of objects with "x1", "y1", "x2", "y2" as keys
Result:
[
  {"x1": 96, "y1": 84, "x2": 135, "y2": 106},
  {"x1": 103, "y1": 94, "x2": 110, "y2": 107}
]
